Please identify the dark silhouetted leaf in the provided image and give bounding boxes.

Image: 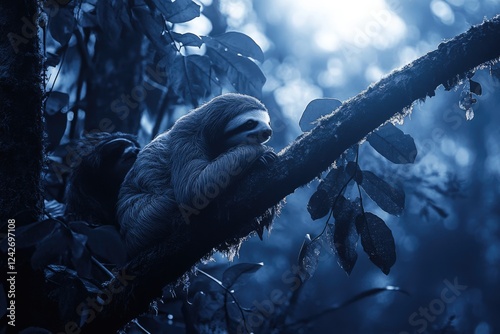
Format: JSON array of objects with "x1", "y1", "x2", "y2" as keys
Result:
[
  {"x1": 332, "y1": 197, "x2": 360, "y2": 275},
  {"x1": 70, "y1": 224, "x2": 128, "y2": 266},
  {"x1": 48, "y1": 6, "x2": 76, "y2": 46},
  {"x1": 132, "y1": 7, "x2": 173, "y2": 52},
  {"x1": 222, "y1": 262, "x2": 263, "y2": 288},
  {"x1": 469, "y1": 79, "x2": 482, "y2": 95},
  {"x1": 355, "y1": 213, "x2": 396, "y2": 275},
  {"x1": 171, "y1": 32, "x2": 203, "y2": 47},
  {"x1": 206, "y1": 46, "x2": 265, "y2": 97},
  {"x1": 45, "y1": 91, "x2": 69, "y2": 115},
  {"x1": 96, "y1": 0, "x2": 123, "y2": 41},
  {"x1": 212, "y1": 32, "x2": 264, "y2": 62},
  {"x1": 31, "y1": 224, "x2": 91, "y2": 277},
  {"x1": 359, "y1": 170, "x2": 405, "y2": 216},
  {"x1": 307, "y1": 166, "x2": 353, "y2": 220},
  {"x1": 299, "y1": 98, "x2": 342, "y2": 132},
  {"x1": 151, "y1": 0, "x2": 201, "y2": 23},
  {"x1": 298, "y1": 234, "x2": 321, "y2": 282},
  {"x1": 307, "y1": 189, "x2": 331, "y2": 220},
  {"x1": 366, "y1": 123, "x2": 417, "y2": 164}
]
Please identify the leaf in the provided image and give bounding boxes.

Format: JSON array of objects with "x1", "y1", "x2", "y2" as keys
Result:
[
  {"x1": 359, "y1": 170, "x2": 405, "y2": 216},
  {"x1": 131, "y1": 7, "x2": 173, "y2": 52},
  {"x1": 171, "y1": 32, "x2": 203, "y2": 47},
  {"x1": 45, "y1": 91, "x2": 69, "y2": 115},
  {"x1": 30, "y1": 224, "x2": 92, "y2": 277},
  {"x1": 366, "y1": 123, "x2": 417, "y2": 164},
  {"x1": 206, "y1": 46, "x2": 265, "y2": 97},
  {"x1": 355, "y1": 213, "x2": 396, "y2": 275},
  {"x1": 299, "y1": 98, "x2": 342, "y2": 132},
  {"x1": 48, "y1": 6, "x2": 76, "y2": 46},
  {"x1": 151, "y1": 0, "x2": 201, "y2": 23},
  {"x1": 96, "y1": 0, "x2": 123, "y2": 41},
  {"x1": 70, "y1": 223, "x2": 128, "y2": 266},
  {"x1": 469, "y1": 79, "x2": 482, "y2": 95},
  {"x1": 212, "y1": 32, "x2": 264, "y2": 62},
  {"x1": 298, "y1": 234, "x2": 321, "y2": 283},
  {"x1": 307, "y1": 189, "x2": 331, "y2": 220},
  {"x1": 332, "y1": 197, "x2": 360, "y2": 275},
  {"x1": 307, "y1": 166, "x2": 352, "y2": 220},
  {"x1": 222, "y1": 262, "x2": 263, "y2": 289},
  {"x1": 168, "y1": 54, "x2": 213, "y2": 104}
]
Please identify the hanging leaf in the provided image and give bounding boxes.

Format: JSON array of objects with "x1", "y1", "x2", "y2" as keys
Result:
[
  {"x1": 299, "y1": 98, "x2": 342, "y2": 132},
  {"x1": 222, "y1": 262, "x2": 263, "y2": 289},
  {"x1": 307, "y1": 166, "x2": 352, "y2": 220},
  {"x1": 70, "y1": 223, "x2": 128, "y2": 266},
  {"x1": 206, "y1": 46, "x2": 265, "y2": 97},
  {"x1": 332, "y1": 197, "x2": 361, "y2": 275},
  {"x1": 171, "y1": 32, "x2": 203, "y2": 47},
  {"x1": 151, "y1": 0, "x2": 201, "y2": 23},
  {"x1": 355, "y1": 213, "x2": 396, "y2": 275},
  {"x1": 366, "y1": 123, "x2": 417, "y2": 164},
  {"x1": 359, "y1": 170, "x2": 405, "y2": 216},
  {"x1": 168, "y1": 54, "x2": 213, "y2": 104},
  {"x1": 469, "y1": 79, "x2": 482, "y2": 95},
  {"x1": 297, "y1": 234, "x2": 321, "y2": 283},
  {"x1": 211, "y1": 32, "x2": 264, "y2": 62},
  {"x1": 307, "y1": 189, "x2": 331, "y2": 220}
]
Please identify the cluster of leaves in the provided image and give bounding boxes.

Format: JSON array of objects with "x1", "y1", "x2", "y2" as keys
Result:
[
  {"x1": 299, "y1": 99, "x2": 418, "y2": 276},
  {"x1": 44, "y1": 0, "x2": 265, "y2": 128},
  {"x1": 0, "y1": 213, "x2": 128, "y2": 327}
]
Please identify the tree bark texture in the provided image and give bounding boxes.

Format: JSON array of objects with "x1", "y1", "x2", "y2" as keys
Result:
[{"x1": 0, "y1": 0, "x2": 44, "y2": 225}]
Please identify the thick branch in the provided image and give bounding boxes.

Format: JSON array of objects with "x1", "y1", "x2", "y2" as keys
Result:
[{"x1": 82, "y1": 15, "x2": 500, "y2": 332}]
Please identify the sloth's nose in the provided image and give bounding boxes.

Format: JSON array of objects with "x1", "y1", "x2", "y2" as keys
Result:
[{"x1": 260, "y1": 129, "x2": 272, "y2": 142}]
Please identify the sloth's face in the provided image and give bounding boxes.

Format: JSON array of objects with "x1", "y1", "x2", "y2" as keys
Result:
[{"x1": 223, "y1": 110, "x2": 272, "y2": 148}]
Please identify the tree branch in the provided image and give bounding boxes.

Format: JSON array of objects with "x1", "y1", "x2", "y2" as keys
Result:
[{"x1": 81, "y1": 14, "x2": 500, "y2": 333}]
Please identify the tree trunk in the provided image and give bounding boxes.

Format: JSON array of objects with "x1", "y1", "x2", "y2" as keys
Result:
[
  {"x1": 0, "y1": 0, "x2": 44, "y2": 226},
  {"x1": 81, "y1": 14, "x2": 500, "y2": 333}
]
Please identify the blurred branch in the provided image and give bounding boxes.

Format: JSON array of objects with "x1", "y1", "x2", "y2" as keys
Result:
[{"x1": 82, "y1": 14, "x2": 500, "y2": 333}]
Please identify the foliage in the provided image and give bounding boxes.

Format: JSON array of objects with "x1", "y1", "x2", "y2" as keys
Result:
[{"x1": 43, "y1": 0, "x2": 266, "y2": 149}]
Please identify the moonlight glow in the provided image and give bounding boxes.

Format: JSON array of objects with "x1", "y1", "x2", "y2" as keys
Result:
[{"x1": 272, "y1": 0, "x2": 407, "y2": 52}]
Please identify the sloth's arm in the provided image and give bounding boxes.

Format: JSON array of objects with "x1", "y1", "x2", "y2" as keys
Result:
[{"x1": 173, "y1": 145, "x2": 265, "y2": 210}]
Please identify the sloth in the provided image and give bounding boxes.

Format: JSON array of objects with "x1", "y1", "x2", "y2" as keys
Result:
[
  {"x1": 65, "y1": 132, "x2": 140, "y2": 225},
  {"x1": 117, "y1": 93, "x2": 275, "y2": 257}
]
